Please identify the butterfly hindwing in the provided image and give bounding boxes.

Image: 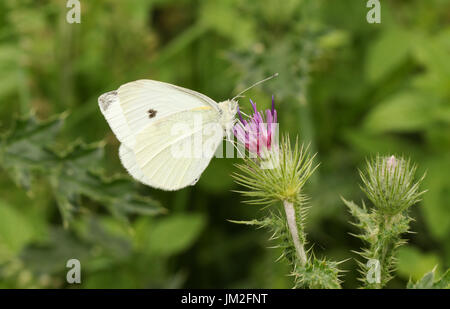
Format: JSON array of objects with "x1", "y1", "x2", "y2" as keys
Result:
[{"x1": 133, "y1": 109, "x2": 223, "y2": 191}]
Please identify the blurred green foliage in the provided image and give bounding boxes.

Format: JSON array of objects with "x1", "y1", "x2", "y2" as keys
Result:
[{"x1": 0, "y1": 0, "x2": 449, "y2": 288}]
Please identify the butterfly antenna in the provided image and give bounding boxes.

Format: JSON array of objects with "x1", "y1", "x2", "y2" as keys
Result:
[
  {"x1": 239, "y1": 110, "x2": 251, "y2": 118},
  {"x1": 232, "y1": 73, "x2": 279, "y2": 101}
]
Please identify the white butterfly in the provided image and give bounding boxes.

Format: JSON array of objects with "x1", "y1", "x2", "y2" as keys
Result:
[{"x1": 98, "y1": 79, "x2": 238, "y2": 191}]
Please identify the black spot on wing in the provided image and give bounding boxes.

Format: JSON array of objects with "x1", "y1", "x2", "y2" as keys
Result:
[{"x1": 148, "y1": 109, "x2": 157, "y2": 119}]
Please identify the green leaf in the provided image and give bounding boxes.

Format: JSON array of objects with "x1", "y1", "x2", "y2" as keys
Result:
[
  {"x1": 200, "y1": 0, "x2": 256, "y2": 48},
  {"x1": 135, "y1": 213, "x2": 206, "y2": 256},
  {"x1": 434, "y1": 269, "x2": 450, "y2": 289},
  {"x1": 0, "y1": 199, "x2": 35, "y2": 261},
  {"x1": 410, "y1": 33, "x2": 450, "y2": 96},
  {"x1": 1, "y1": 114, "x2": 165, "y2": 226},
  {"x1": 73, "y1": 216, "x2": 132, "y2": 260},
  {"x1": 413, "y1": 271, "x2": 435, "y2": 289},
  {"x1": 413, "y1": 36, "x2": 450, "y2": 85},
  {"x1": 366, "y1": 29, "x2": 411, "y2": 82},
  {"x1": 50, "y1": 142, "x2": 165, "y2": 225},
  {"x1": 421, "y1": 156, "x2": 450, "y2": 240},
  {"x1": 363, "y1": 91, "x2": 437, "y2": 133},
  {"x1": 342, "y1": 198, "x2": 377, "y2": 243},
  {"x1": 397, "y1": 246, "x2": 441, "y2": 281},
  {"x1": 0, "y1": 113, "x2": 64, "y2": 189},
  {"x1": 20, "y1": 227, "x2": 91, "y2": 276},
  {"x1": 407, "y1": 268, "x2": 450, "y2": 289}
]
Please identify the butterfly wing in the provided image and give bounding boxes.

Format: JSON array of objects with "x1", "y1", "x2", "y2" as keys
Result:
[
  {"x1": 99, "y1": 79, "x2": 224, "y2": 190},
  {"x1": 132, "y1": 109, "x2": 223, "y2": 190}
]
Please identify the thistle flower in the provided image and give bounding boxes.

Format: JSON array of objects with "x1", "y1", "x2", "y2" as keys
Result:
[
  {"x1": 233, "y1": 96, "x2": 278, "y2": 158},
  {"x1": 386, "y1": 155, "x2": 397, "y2": 171}
]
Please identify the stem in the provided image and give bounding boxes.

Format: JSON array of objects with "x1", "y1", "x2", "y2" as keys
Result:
[
  {"x1": 283, "y1": 200, "x2": 307, "y2": 266},
  {"x1": 364, "y1": 215, "x2": 400, "y2": 289}
]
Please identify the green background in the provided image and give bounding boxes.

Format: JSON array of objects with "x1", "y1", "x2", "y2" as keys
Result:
[{"x1": 0, "y1": 0, "x2": 449, "y2": 288}]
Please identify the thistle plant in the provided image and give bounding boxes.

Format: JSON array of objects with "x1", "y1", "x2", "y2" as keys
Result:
[
  {"x1": 342, "y1": 155, "x2": 427, "y2": 288},
  {"x1": 231, "y1": 97, "x2": 343, "y2": 289}
]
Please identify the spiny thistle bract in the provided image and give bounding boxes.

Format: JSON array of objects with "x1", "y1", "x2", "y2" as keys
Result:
[
  {"x1": 232, "y1": 135, "x2": 316, "y2": 206},
  {"x1": 343, "y1": 155, "x2": 426, "y2": 288},
  {"x1": 292, "y1": 258, "x2": 344, "y2": 289}
]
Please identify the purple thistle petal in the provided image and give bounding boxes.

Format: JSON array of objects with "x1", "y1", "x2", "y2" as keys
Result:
[
  {"x1": 255, "y1": 112, "x2": 263, "y2": 125},
  {"x1": 271, "y1": 95, "x2": 275, "y2": 116},
  {"x1": 234, "y1": 96, "x2": 279, "y2": 158},
  {"x1": 250, "y1": 99, "x2": 257, "y2": 113},
  {"x1": 266, "y1": 109, "x2": 272, "y2": 125},
  {"x1": 237, "y1": 105, "x2": 244, "y2": 123},
  {"x1": 266, "y1": 109, "x2": 273, "y2": 146}
]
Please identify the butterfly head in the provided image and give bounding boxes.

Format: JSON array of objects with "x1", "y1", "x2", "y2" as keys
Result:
[{"x1": 218, "y1": 99, "x2": 238, "y2": 139}]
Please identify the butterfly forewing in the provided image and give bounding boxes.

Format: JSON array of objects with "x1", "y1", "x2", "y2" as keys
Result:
[{"x1": 118, "y1": 80, "x2": 219, "y2": 144}]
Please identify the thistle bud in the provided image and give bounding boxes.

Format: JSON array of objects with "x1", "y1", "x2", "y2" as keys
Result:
[{"x1": 359, "y1": 155, "x2": 425, "y2": 215}]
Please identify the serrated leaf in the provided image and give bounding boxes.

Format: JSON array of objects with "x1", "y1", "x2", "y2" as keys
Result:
[
  {"x1": 73, "y1": 216, "x2": 132, "y2": 260},
  {"x1": 342, "y1": 198, "x2": 369, "y2": 225},
  {"x1": 19, "y1": 227, "x2": 91, "y2": 276},
  {"x1": 50, "y1": 142, "x2": 165, "y2": 225},
  {"x1": 1, "y1": 114, "x2": 164, "y2": 226},
  {"x1": 407, "y1": 268, "x2": 450, "y2": 289},
  {"x1": 433, "y1": 269, "x2": 450, "y2": 289},
  {"x1": 0, "y1": 114, "x2": 64, "y2": 189},
  {"x1": 414, "y1": 271, "x2": 435, "y2": 288}
]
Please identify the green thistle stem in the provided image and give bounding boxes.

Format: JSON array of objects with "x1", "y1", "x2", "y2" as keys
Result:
[{"x1": 283, "y1": 200, "x2": 307, "y2": 266}]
